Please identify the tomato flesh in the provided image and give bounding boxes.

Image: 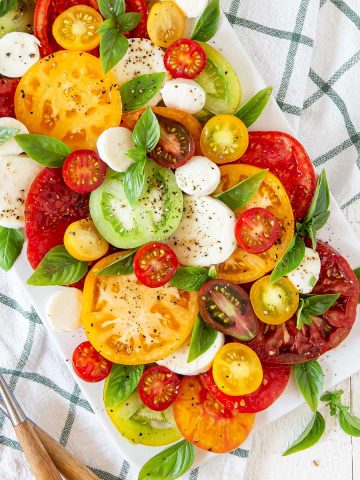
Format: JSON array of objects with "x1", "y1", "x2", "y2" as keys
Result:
[
  {"x1": 147, "y1": 1, "x2": 185, "y2": 48},
  {"x1": 125, "y1": 0, "x2": 149, "y2": 38},
  {"x1": 64, "y1": 219, "x2": 109, "y2": 262},
  {"x1": 164, "y1": 39, "x2": 207, "y2": 79},
  {"x1": 235, "y1": 207, "x2": 280, "y2": 254},
  {"x1": 62, "y1": 150, "x2": 107, "y2": 193},
  {"x1": 134, "y1": 242, "x2": 179, "y2": 288},
  {"x1": 138, "y1": 365, "x2": 180, "y2": 411},
  {"x1": 0, "y1": 78, "x2": 19, "y2": 117},
  {"x1": 72, "y1": 341, "x2": 112, "y2": 382}
]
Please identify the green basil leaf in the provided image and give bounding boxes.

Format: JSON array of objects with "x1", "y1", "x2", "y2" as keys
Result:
[
  {"x1": 133, "y1": 106, "x2": 160, "y2": 152},
  {"x1": 294, "y1": 360, "x2": 324, "y2": 413},
  {"x1": 98, "y1": 0, "x2": 125, "y2": 19},
  {"x1": 214, "y1": 169, "x2": 268, "y2": 210},
  {"x1": 311, "y1": 210, "x2": 330, "y2": 232},
  {"x1": 235, "y1": 87, "x2": 273, "y2": 127},
  {"x1": 126, "y1": 146, "x2": 147, "y2": 163},
  {"x1": 138, "y1": 440, "x2": 195, "y2": 480},
  {"x1": 353, "y1": 267, "x2": 360, "y2": 303},
  {"x1": 97, "y1": 18, "x2": 116, "y2": 34},
  {"x1": 282, "y1": 412, "x2": 325, "y2": 456},
  {"x1": 96, "y1": 250, "x2": 137, "y2": 276},
  {"x1": 0, "y1": 227, "x2": 23, "y2": 272},
  {"x1": 191, "y1": 0, "x2": 221, "y2": 42},
  {"x1": 104, "y1": 364, "x2": 143, "y2": 407},
  {"x1": 124, "y1": 157, "x2": 146, "y2": 205},
  {"x1": 0, "y1": 0, "x2": 17, "y2": 16},
  {"x1": 208, "y1": 265, "x2": 217, "y2": 279},
  {"x1": 188, "y1": 316, "x2": 217, "y2": 362},
  {"x1": 27, "y1": 245, "x2": 88, "y2": 286},
  {"x1": 320, "y1": 390, "x2": 344, "y2": 403},
  {"x1": 15, "y1": 134, "x2": 71, "y2": 167},
  {"x1": 301, "y1": 293, "x2": 340, "y2": 316},
  {"x1": 303, "y1": 170, "x2": 329, "y2": 224},
  {"x1": 296, "y1": 298, "x2": 312, "y2": 329},
  {"x1": 270, "y1": 235, "x2": 305, "y2": 284},
  {"x1": 339, "y1": 410, "x2": 360, "y2": 437},
  {"x1": 100, "y1": 29, "x2": 128, "y2": 73},
  {"x1": 169, "y1": 266, "x2": 209, "y2": 291},
  {"x1": 117, "y1": 11, "x2": 141, "y2": 31},
  {"x1": 121, "y1": 73, "x2": 165, "y2": 113},
  {"x1": 0, "y1": 126, "x2": 19, "y2": 145}
]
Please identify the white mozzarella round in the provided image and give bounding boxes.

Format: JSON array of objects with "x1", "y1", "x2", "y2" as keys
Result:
[
  {"x1": 0, "y1": 32, "x2": 40, "y2": 78},
  {"x1": 0, "y1": 155, "x2": 42, "y2": 228},
  {"x1": 97, "y1": 127, "x2": 134, "y2": 172},
  {"x1": 167, "y1": 196, "x2": 236, "y2": 266},
  {"x1": 0, "y1": 117, "x2": 29, "y2": 156},
  {"x1": 157, "y1": 331, "x2": 224, "y2": 375},
  {"x1": 175, "y1": 156, "x2": 220, "y2": 196},
  {"x1": 161, "y1": 79, "x2": 206, "y2": 114},
  {"x1": 46, "y1": 288, "x2": 83, "y2": 332},
  {"x1": 286, "y1": 247, "x2": 321, "y2": 294},
  {"x1": 173, "y1": 0, "x2": 208, "y2": 18}
]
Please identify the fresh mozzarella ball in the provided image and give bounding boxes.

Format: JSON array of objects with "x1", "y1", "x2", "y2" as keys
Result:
[
  {"x1": 167, "y1": 196, "x2": 236, "y2": 266},
  {"x1": 97, "y1": 127, "x2": 134, "y2": 172},
  {"x1": 0, "y1": 32, "x2": 40, "y2": 78},
  {"x1": 286, "y1": 247, "x2": 321, "y2": 294},
  {"x1": 0, "y1": 117, "x2": 28, "y2": 156},
  {"x1": 175, "y1": 156, "x2": 220, "y2": 196},
  {"x1": 173, "y1": 0, "x2": 208, "y2": 18},
  {"x1": 46, "y1": 288, "x2": 83, "y2": 332},
  {"x1": 161, "y1": 79, "x2": 206, "y2": 115},
  {"x1": 157, "y1": 331, "x2": 225, "y2": 375}
]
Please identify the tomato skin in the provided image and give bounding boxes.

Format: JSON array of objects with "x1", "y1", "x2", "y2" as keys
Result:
[
  {"x1": 235, "y1": 208, "x2": 280, "y2": 254},
  {"x1": 0, "y1": 78, "x2": 19, "y2": 117},
  {"x1": 147, "y1": 1, "x2": 185, "y2": 48},
  {"x1": 125, "y1": 0, "x2": 149, "y2": 38},
  {"x1": 138, "y1": 365, "x2": 180, "y2": 411},
  {"x1": 164, "y1": 39, "x2": 207, "y2": 79},
  {"x1": 134, "y1": 242, "x2": 179, "y2": 288},
  {"x1": 72, "y1": 341, "x2": 112, "y2": 382},
  {"x1": 64, "y1": 219, "x2": 109, "y2": 262},
  {"x1": 62, "y1": 150, "x2": 107, "y2": 193}
]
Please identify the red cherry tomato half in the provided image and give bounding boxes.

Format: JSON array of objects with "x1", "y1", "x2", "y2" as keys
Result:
[
  {"x1": 134, "y1": 242, "x2": 179, "y2": 288},
  {"x1": 72, "y1": 341, "x2": 112, "y2": 382},
  {"x1": 164, "y1": 39, "x2": 207, "y2": 79},
  {"x1": 0, "y1": 78, "x2": 19, "y2": 117},
  {"x1": 138, "y1": 365, "x2": 180, "y2": 411},
  {"x1": 235, "y1": 207, "x2": 281, "y2": 254},
  {"x1": 125, "y1": 0, "x2": 149, "y2": 38},
  {"x1": 62, "y1": 150, "x2": 107, "y2": 193}
]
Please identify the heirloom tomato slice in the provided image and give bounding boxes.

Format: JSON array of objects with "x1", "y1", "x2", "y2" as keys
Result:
[
  {"x1": 0, "y1": 78, "x2": 19, "y2": 117},
  {"x1": 125, "y1": 0, "x2": 149, "y2": 38}
]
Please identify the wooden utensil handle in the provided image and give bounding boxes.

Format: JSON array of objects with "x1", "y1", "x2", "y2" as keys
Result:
[
  {"x1": 14, "y1": 421, "x2": 62, "y2": 480},
  {"x1": 34, "y1": 425, "x2": 99, "y2": 480}
]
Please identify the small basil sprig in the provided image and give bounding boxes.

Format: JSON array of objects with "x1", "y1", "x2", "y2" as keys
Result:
[
  {"x1": 321, "y1": 389, "x2": 360, "y2": 437},
  {"x1": 169, "y1": 266, "x2": 211, "y2": 291},
  {"x1": 96, "y1": 249, "x2": 137, "y2": 276},
  {"x1": 15, "y1": 134, "x2": 71, "y2": 167},
  {"x1": 283, "y1": 411, "x2": 325, "y2": 456},
  {"x1": 235, "y1": 87, "x2": 273, "y2": 127},
  {"x1": 0, "y1": 126, "x2": 19, "y2": 145},
  {"x1": 138, "y1": 440, "x2": 195, "y2": 480},
  {"x1": 0, "y1": 227, "x2": 23, "y2": 272},
  {"x1": 188, "y1": 316, "x2": 217, "y2": 362},
  {"x1": 191, "y1": 0, "x2": 221, "y2": 42},
  {"x1": 104, "y1": 364, "x2": 143, "y2": 407},
  {"x1": 294, "y1": 360, "x2": 324, "y2": 413},
  {"x1": 0, "y1": 0, "x2": 16, "y2": 16},
  {"x1": 120, "y1": 73, "x2": 165, "y2": 112},
  {"x1": 270, "y1": 235, "x2": 305, "y2": 284},
  {"x1": 296, "y1": 293, "x2": 340, "y2": 329},
  {"x1": 214, "y1": 169, "x2": 268, "y2": 210},
  {"x1": 353, "y1": 267, "x2": 360, "y2": 303}
]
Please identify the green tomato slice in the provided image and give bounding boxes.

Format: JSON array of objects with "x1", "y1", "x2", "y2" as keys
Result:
[{"x1": 0, "y1": 0, "x2": 36, "y2": 38}]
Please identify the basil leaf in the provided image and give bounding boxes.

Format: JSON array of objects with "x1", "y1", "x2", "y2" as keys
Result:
[
  {"x1": 296, "y1": 298, "x2": 312, "y2": 329},
  {"x1": 104, "y1": 364, "x2": 143, "y2": 407},
  {"x1": 270, "y1": 235, "x2": 305, "y2": 284},
  {"x1": 339, "y1": 410, "x2": 360, "y2": 437},
  {"x1": 353, "y1": 267, "x2": 360, "y2": 303},
  {"x1": 214, "y1": 169, "x2": 268, "y2": 210},
  {"x1": 188, "y1": 316, "x2": 217, "y2": 362},
  {"x1": 0, "y1": 126, "x2": 19, "y2": 145},
  {"x1": 138, "y1": 440, "x2": 195, "y2": 480},
  {"x1": 0, "y1": 0, "x2": 16, "y2": 16},
  {"x1": 124, "y1": 157, "x2": 146, "y2": 204},
  {"x1": 169, "y1": 266, "x2": 209, "y2": 291},
  {"x1": 98, "y1": 0, "x2": 125, "y2": 19},
  {"x1": 27, "y1": 245, "x2": 88, "y2": 286},
  {"x1": 126, "y1": 146, "x2": 146, "y2": 163},
  {"x1": 301, "y1": 293, "x2": 340, "y2": 316},
  {"x1": 282, "y1": 412, "x2": 325, "y2": 456},
  {"x1": 191, "y1": 0, "x2": 221, "y2": 42},
  {"x1": 117, "y1": 11, "x2": 141, "y2": 31},
  {"x1": 235, "y1": 87, "x2": 273, "y2": 127},
  {"x1": 133, "y1": 107, "x2": 160, "y2": 152},
  {"x1": 320, "y1": 390, "x2": 344, "y2": 404},
  {"x1": 96, "y1": 250, "x2": 137, "y2": 276},
  {"x1": 100, "y1": 29, "x2": 128, "y2": 73},
  {"x1": 294, "y1": 360, "x2": 324, "y2": 413},
  {"x1": 15, "y1": 134, "x2": 71, "y2": 167},
  {"x1": 97, "y1": 18, "x2": 116, "y2": 34},
  {"x1": 121, "y1": 73, "x2": 165, "y2": 113},
  {"x1": 0, "y1": 227, "x2": 23, "y2": 272}
]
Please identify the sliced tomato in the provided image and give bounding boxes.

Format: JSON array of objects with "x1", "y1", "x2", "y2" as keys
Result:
[
  {"x1": 164, "y1": 39, "x2": 207, "y2": 79},
  {"x1": 0, "y1": 78, "x2": 19, "y2": 117},
  {"x1": 64, "y1": 219, "x2": 109, "y2": 262},
  {"x1": 147, "y1": 1, "x2": 185, "y2": 48},
  {"x1": 235, "y1": 207, "x2": 280, "y2": 254},
  {"x1": 200, "y1": 365, "x2": 291, "y2": 413},
  {"x1": 62, "y1": 150, "x2": 107, "y2": 193},
  {"x1": 138, "y1": 365, "x2": 180, "y2": 411},
  {"x1": 125, "y1": 0, "x2": 149, "y2": 38},
  {"x1": 72, "y1": 341, "x2": 112, "y2": 382},
  {"x1": 173, "y1": 376, "x2": 255, "y2": 453},
  {"x1": 238, "y1": 132, "x2": 316, "y2": 220},
  {"x1": 134, "y1": 242, "x2": 178, "y2": 288},
  {"x1": 248, "y1": 241, "x2": 359, "y2": 364}
]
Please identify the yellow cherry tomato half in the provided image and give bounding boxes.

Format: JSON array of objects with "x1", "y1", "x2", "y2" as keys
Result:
[
  {"x1": 213, "y1": 343, "x2": 263, "y2": 396},
  {"x1": 250, "y1": 275, "x2": 299, "y2": 325},
  {"x1": 64, "y1": 219, "x2": 109, "y2": 262},
  {"x1": 147, "y1": 1, "x2": 185, "y2": 48},
  {"x1": 52, "y1": 5, "x2": 103, "y2": 51},
  {"x1": 200, "y1": 114, "x2": 249, "y2": 164}
]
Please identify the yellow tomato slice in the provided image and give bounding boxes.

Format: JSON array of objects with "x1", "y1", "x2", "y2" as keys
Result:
[
  {"x1": 147, "y1": 1, "x2": 185, "y2": 48},
  {"x1": 64, "y1": 219, "x2": 109, "y2": 262},
  {"x1": 214, "y1": 164, "x2": 294, "y2": 283},
  {"x1": 82, "y1": 252, "x2": 198, "y2": 364},
  {"x1": 213, "y1": 343, "x2": 263, "y2": 396}
]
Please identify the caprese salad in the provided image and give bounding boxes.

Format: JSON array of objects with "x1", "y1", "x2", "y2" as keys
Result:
[{"x1": 0, "y1": 0, "x2": 359, "y2": 477}]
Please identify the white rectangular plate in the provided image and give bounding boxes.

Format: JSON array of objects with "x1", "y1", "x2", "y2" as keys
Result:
[{"x1": 12, "y1": 12, "x2": 360, "y2": 472}]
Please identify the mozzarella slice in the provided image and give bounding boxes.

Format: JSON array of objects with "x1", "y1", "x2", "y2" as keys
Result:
[
  {"x1": 167, "y1": 196, "x2": 236, "y2": 266},
  {"x1": 161, "y1": 79, "x2": 206, "y2": 114},
  {"x1": 286, "y1": 247, "x2": 321, "y2": 294},
  {"x1": 0, "y1": 155, "x2": 42, "y2": 228},
  {"x1": 173, "y1": 0, "x2": 208, "y2": 18},
  {"x1": 157, "y1": 332, "x2": 224, "y2": 375},
  {"x1": 97, "y1": 127, "x2": 134, "y2": 172},
  {"x1": 175, "y1": 156, "x2": 220, "y2": 196},
  {"x1": 0, "y1": 117, "x2": 28, "y2": 156},
  {"x1": 46, "y1": 288, "x2": 83, "y2": 332},
  {"x1": 0, "y1": 32, "x2": 40, "y2": 78}
]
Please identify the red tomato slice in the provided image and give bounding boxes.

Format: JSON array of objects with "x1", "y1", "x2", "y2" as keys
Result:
[
  {"x1": 72, "y1": 341, "x2": 112, "y2": 382},
  {"x1": 248, "y1": 241, "x2": 359, "y2": 364},
  {"x1": 200, "y1": 365, "x2": 290, "y2": 413},
  {"x1": 164, "y1": 39, "x2": 207, "y2": 79},
  {"x1": 134, "y1": 242, "x2": 179, "y2": 288},
  {"x1": 238, "y1": 132, "x2": 316, "y2": 220},
  {"x1": 25, "y1": 168, "x2": 89, "y2": 268},
  {"x1": 125, "y1": 0, "x2": 149, "y2": 38},
  {"x1": 0, "y1": 78, "x2": 19, "y2": 117},
  {"x1": 62, "y1": 150, "x2": 107, "y2": 193},
  {"x1": 138, "y1": 365, "x2": 180, "y2": 411},
  {"x1": 235, "y1": 207, "x2": 280, "y2": 254}
]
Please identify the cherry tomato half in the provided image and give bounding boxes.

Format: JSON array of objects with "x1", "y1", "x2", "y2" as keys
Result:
[
  {"x1": 147, "y1": 1, "x2": 185, "y2": 48},
  {"x1": 164, "y1": 39, "x2": 207, "y2": 79},
  {"x1": 138, "y1": 365, "x2": 180, "y2": 411},
  {"x1": 72, "y1": 341, "x2": 112, "y2": 382},
  {"x1": 134, "y1": 242, "x2": 179, "y2": 288},
  {"x1": 62, "y1": 150, "x2": 107, "y2": 193},
  {"x1": 64, "y1": 219, "x2": 109, "y2": 262}
]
